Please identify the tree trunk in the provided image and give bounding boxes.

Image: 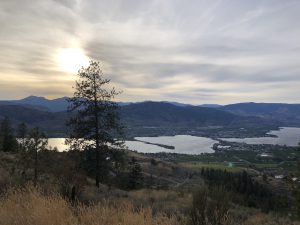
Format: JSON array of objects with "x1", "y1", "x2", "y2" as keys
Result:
[
  {"x1": 71, "y1": 186, "x2": 76, "y2": 202},
  {"x1": 93, "y1": 74, "x2": 100, "y2": 188},
  {"x1": 95, "y1": 143, "x2": 100, "y2": 187},
  {"x1": 34, "y1": 144, "x2": 38, "y2": 187}
]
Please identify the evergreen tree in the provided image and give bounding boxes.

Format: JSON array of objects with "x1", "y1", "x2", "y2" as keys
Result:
[
  {"x1": 17, "y1": 122, "x2": 28, "y2": 151},
  {"x1": 66, "y1": 61, "x2": 124, "y2": 187},
  {"x1": 295, "y1": 145, "x2": 300, "y2": 218},
  {"x1": 127, "y1": 157, "x2": 143, "y2": 190},
  {"x1": 0, "y1": 117, "x2": 17, "y2": 152},
  {"x1": 24, "y1": 127, "x2": 48, "y2": 186}
]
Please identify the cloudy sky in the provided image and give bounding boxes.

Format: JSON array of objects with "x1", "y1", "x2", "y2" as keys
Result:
[{"x1": 0, "y1": 0, "x2": 300, "y2": 104}]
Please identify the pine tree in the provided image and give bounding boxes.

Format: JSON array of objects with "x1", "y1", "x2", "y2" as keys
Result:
[
  {"x1": 0, "y1": 117, "x2": 17, "y2": 152},
  {"x1": 127, "y1": 157, "x2": 143, "y2": 190},
  {"x1": 66, "y1": 61, "x2": 124, "y2": 187},
  {"x1": 17, "y1": 122, "x2": 28, "y2": 151},
  {"x1": 24, "y1": 127, "x2": 48, "y2": 186}
]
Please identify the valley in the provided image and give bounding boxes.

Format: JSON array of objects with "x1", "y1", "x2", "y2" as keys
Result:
[{"x1": 1, "y1": 96, "x2": 300, "y2": 224}]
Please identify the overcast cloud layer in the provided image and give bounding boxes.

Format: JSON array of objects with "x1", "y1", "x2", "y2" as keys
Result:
[{"x1": 0, "y1": 0, "x2": 300, "y2": 104}]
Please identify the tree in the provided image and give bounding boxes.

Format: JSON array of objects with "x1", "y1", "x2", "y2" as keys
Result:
[
  {"x1": 294, "y1": 144, "x2": 300, "y2": 218},
  {"x1": 24, "y1": 127, "x2": 48, "y2": 186},
  {"x1": 66, "y1": 61, "x2": 124, "y2": 187},
  {"x1": 17, "y1": 122, "x2": 28, "y2": 151},
  {"x1": 127, "y1": 157, "x2": 143, "y2": 190},
  {"x1": 0, "y1": 117, "x2": 17, "y2": 152},
  {"x1": 190, "y1": 187, "x2": 230, "y2": 225}
]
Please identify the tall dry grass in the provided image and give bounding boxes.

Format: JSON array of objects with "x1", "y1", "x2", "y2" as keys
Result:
[{"x1": 0, "y1": 187, "x2": 183, "y2": 225}]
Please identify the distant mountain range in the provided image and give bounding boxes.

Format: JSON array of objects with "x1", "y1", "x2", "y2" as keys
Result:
[
  {"x1": 0, "y1": 96, "x2": 299, "y2": 136},
  {"x1": 0, "y1": 96, "x2": 222, "y2": 112},
  {"x1": 3, "y1": 96, "x2": 70, "y2": 112}
]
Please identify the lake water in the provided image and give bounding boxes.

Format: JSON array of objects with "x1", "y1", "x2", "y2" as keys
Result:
[
  {"x1": 48, "y1": 135, "x2": 217, "y2": 154},
  {"x1": 221, "y1": 127, "x2": 300, "y2": 146},
  {"x1": 47, "y1": 127, "x2": 300, "y2": 154},
  {"x1": 127, "y1": 135, "x2": 217, "y2": 154}
]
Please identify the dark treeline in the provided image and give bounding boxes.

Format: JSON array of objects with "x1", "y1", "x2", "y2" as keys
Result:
[{"x1": 0, "y1": 117, "x2": 18, "y2": 152}]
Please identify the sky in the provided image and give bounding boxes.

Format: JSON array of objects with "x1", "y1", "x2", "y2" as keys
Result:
[{"x1": 0, "y1": 0, "x2": 300, "y2": 104}]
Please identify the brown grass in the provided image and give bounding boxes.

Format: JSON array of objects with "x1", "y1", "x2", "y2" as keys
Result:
[
  {"x1": 0, "y1": 187, "x2": 183, "y2": 225},
  {"x1": 241, "y1": 213, "x2": 300, "y2": 225}
]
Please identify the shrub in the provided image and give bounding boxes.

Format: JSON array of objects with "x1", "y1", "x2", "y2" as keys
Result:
[{"x1": 189, "y1": 187, "x2": 231, "y2": 225}]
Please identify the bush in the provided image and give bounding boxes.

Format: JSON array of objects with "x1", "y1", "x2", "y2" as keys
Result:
[{"x1": 189, "y1": 187, "x2": 231, "y2": 225}]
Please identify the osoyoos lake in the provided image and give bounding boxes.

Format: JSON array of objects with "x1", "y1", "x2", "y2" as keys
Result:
[
  {"x1": 48, "y1": 135, "x2": 217, "y2": 154},
  {"x1": 221, "y1": 127, "x2": 300, "y2": 146},
  {"x1": 48, "y1": 127, "x2": 300, "y2": 155}
]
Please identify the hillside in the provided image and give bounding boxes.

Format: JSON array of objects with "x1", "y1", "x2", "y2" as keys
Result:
[
  {"x1": 13, "y1": 96, "x2": 69, "y2": 112},
  {"x1": 121, "y1": 101, "x2": 238, "y2": 127},
  {"x1": 0, "y1": 101, "x2": 255, "y2": 137},
  {"x1": 0, "y1": 104, "x2": 69, "y2": 136},
  {"x1": 4, "y1": 96, "x2": 300, "y2": 126},
  {"x1": 221, "y1": 103, "x2": 300, "y2": 126}
]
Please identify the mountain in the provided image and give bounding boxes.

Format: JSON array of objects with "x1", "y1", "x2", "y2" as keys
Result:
[
  {"x1": 0, "y1": 96, "x2": 70, "y2": 112},
  {"x1": 161, "y1": 101, "x2": 193, "y2": 107},
  {"x1": 221, "y1": 102, "x2": 300, "y2": 126},
  {"x1": 0, "y1": 99, "x2": 49, "y2": 111},
  {"x1": 0, "y1": 104, "x2": 69, "y2": 136},
  {"x1": 13, "y1": 96, "x2": 69, "y2": 112},
  {"x1": 0, "y1": 101, "x2": 246, "y2": 136},
  {"x1": 199, "y1": 104, "x2": 222, "y2": 108},
  {"x1": 1, "y1": 98, "x2": 297, "y2": 136},
  {"x1": 121, "y1": 101, "x2": 239, "y2": 126},
  {"x1": 1, "y1": 96, "x2": 221, "y2": 112},
  {"x1": 161, "y1": 102, "x2": 222, "y2": 108}
]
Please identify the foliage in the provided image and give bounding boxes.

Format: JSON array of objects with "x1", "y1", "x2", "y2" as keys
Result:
[
  {"x1": 200, "y1": 168, "x2": 291, "y2": 213},
  {"x1": 189, "y1": 187, "x2": 230, "y2": 225},
  {"x1": 22, "y1": 127, "x2": 48, "y2": 186},
  {"x1": 127, "y1": 157, "x2": 144, "y2": 190},
  {"x1": 66, "y1": 61, "x2": 124, "y2": 187},
  {"x1": 0, "y1": 117, "x2": 18, "y2": 152},
  {"x1": 16, "y1": 122, "x2": 28, "y2": 151}
]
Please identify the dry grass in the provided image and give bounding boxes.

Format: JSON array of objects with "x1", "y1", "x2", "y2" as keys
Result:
[
  {"x1": 0, "y1": 187, "x2": 183, "y2": 225},
  {"x1": 129, "y1": 189, "x2": 191, "y2": 214},
  {"x1": 80, "y1": 186, "x2": 191, "y2": 216},
  {"x1": 241, "y1": 213, "x2": 300, "y2": 225},
  {"x1": 0, "y1": 186, "x2": 299, "y2": 225},
  {"x1": 229, "y1": 206, "x2": 300, "y2": 225}
]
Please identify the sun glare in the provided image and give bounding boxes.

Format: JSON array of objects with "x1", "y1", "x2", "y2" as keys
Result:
[{"x1": 57, "y1": 48, "x2": 90, "y2": 73}]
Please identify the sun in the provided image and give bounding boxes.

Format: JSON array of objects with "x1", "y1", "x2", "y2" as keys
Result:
[{"x1": 57, "y1": 48, "x2": 90, "y2": 73}]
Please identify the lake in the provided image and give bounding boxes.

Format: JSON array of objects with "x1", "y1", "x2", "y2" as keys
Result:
[
  {"x1": 221, "y1": 127, "x2": 300, "y2": 146},
  {"x1": 127, "y1": 135, "x2": 217, "y2": 154},
  {"x1": 47, "y1": 127, "x2": 300, "y2": 154},
  {"x1": 48, "y1": 135, "x2": 217, "y2": 154}
]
